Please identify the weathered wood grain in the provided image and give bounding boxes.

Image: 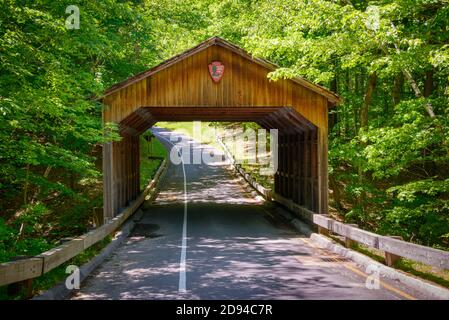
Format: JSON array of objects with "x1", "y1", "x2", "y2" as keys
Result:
[
  {"x1": 0, "y1": 258, "x2": 43, "y2": 287},
  {"x1": 313, "y1": 214, "x2": 449, "y2": 269},
  {"x1": 378, "y1": 236, "x2": 449, "y2": 269},
  {"x1": 39, "y1": 238, "x2": 85, "y2": 273}
]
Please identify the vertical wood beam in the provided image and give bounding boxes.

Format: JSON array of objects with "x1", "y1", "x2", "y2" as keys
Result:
[
  {"x1": 285, "y1": 134, "x2": 289, "y2": 198},
  {"x1": 282, "y1": 134, "x2": 287, "y2": 197},
  {"x1": 292, "y1": 133, "x2": 299, "y2": 203},
  {"x1": 295, "y1": 133, "x2": 301, "y2": 205},
  {"x1": 132, "y1": 136, "x2": 137, "y2": 196},
  {"x1": 318, "y1": 111, "x2": 329, "y2": 215},
  {"x1": 102, "y1": 142, "x2": 113, "y2": 222},
  {"x1": 277, "y1": 134, "x2": 282, "y2": 196},
  {"x1": 111, "y1": 140, "x2": 119, "y2": 217},
  {"x1": 287, "y1": 134, "x2": 293, "y2": 199},
  {"x1": 124, "y1": 138, "x2": 128, "y2": 207},
  {"x1": 311, "y1": 129, "x2": 318, "y2": 212},
  {"x1": 303, "y1": 130, "x2": 310, "y2": 209},
  {"x1": 298, "y1": 132, "x2": 304, "y2": 206}
]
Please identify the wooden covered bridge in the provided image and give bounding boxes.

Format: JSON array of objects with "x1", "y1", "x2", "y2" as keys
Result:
[{"x1": 101, "y1": 37, "x2": 340, "y2": 220}]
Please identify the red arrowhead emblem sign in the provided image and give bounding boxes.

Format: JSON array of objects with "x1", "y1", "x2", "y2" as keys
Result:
[{"x1": 208, "y1": 61, "x2": 225, "y2": 82}]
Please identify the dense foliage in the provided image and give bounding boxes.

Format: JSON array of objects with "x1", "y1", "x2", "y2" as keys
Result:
[
  {"x1": 1, "y1": 0, "x2": 448, "y2": 261},
  {"x1": 0, "y1": 0, "x2": 161, "y2": 260}
]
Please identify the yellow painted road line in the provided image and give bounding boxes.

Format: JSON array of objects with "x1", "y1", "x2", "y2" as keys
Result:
[
  {"x1": 340, "y1": 261, "x2": 417, "y2": 300},
  {"x1": 298, "y1": 238, "x2": 417, "y2": 300}
]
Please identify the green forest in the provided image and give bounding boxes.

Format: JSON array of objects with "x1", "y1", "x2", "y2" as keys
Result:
[{"x1": 1, "y1": 0, "x2": 448, "y2": 270}]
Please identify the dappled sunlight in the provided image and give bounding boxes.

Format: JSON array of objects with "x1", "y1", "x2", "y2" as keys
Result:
[
  {"x1": 184, "y1": 234, "x2": 355, "y2": 299},
  {"x1": 185, "y1": 235, "x2": 357, "y2": 299},
  {"x1": 73, "y1": 127, "x2": 393, "y2": 300},
  {"x1": 74, "y1": 226, "x2": 357, "y2": 299},
  {"x1": 73, "y1": 198, "x2": 391, "y2": 300},
  {"x1": 123, "y1": 265, "x2": 180, "y2": 278}
]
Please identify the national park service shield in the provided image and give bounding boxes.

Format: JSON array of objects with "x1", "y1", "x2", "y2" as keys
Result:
[{"x1": 208, "y1": 61, "x2": 225, "y2": 82}]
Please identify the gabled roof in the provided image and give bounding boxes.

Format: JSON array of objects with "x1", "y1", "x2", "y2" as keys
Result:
[{"x1": 102, "y1": 37, "x2": 341, "y2": 104}]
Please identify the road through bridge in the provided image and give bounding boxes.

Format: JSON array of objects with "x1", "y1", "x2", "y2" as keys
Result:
[{"x1": 71, "y1": 129, "x2": 425, "y2": 300}]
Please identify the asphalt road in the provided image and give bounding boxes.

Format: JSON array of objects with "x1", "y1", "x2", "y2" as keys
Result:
[{"x1": 72, "y1": 128, "x2": 428, "y2": 300}]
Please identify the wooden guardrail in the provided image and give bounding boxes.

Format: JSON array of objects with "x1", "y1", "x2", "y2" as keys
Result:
[
  {"x1": 0, "y1": 159, "x2": 167, "y2": 288},
  {"x1": 270, "y1": 190, "x2": 449, "y2": 270},
  {"x1": 219, "y1": 138, "x2": 449, "y2": 271},
  {"x1": 311, "y1": 210, "x2": 449, "y2": 269},
  {"x1": 218, "y1": 139, "x2": 272, "y2": 199}
]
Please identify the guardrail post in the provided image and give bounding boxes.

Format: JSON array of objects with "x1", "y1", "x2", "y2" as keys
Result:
[
  {"x1": 314, "y1": 214, "x2": 331, "y2": 236},
  {"x1": 92, "y1": 207, "x2": 104, "y2": 228},
  {"x1": 384, "y1": 236, "x2": 403, "y2": 267},
  {"x1": 6, "y1": 256, "x2": 34, "y2": 299},
  {"x1": 344, "y1": 224, "x2": 358, "y2": 248},
  {"x1": 7, "y1": 278, "x2": 33, "y2": 299},
  {"x1": 317, "y1": 226, "x2": 329, "y2": 236},
  {"x1": 318, "y1": 225, "x2": 329, "y2": 236}
]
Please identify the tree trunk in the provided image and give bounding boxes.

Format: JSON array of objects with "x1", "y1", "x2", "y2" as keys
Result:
[
  {"x1": 357, "y1": 72, "x2": 377, "y2": 209},
  {"x1": 345, "y1": 70, "x2": 350, "y2": 92},
  {"x1": 402, "y1": 69, "x2": 436, "y2": 118},
  {"x1": 70, "y1": 173, "x2": 76, "y2": 190},
  {"x1": 23, "y1": 164, "x2": 30, "y2": 206},
  {"x1": 329, "y1": 176, "x2": 344, "y2": 212},
  {"x1": 424, "y1": 70, "x2": 434, "y2": 97},
  {"x1": 354, "y1": 106, "x2": 359, "y2": 134},
  {"x1": 31, "y1": 166, "x2": 52, "y2": 202},
  {"x1": 392, "y1": 73, "x2": 403, "y2": 106},
  {"x1": 354, "y1": 70, "x2": 360, "y2": 94},
  {"x1": 329, "y1": 69, "x2": 338, "y2": 133},
  {"x1": 360, "y1": 72, "x2": 377, "y2": 129}
]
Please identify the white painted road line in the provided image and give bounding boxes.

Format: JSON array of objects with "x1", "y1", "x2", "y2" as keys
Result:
[
  {"x1": 153, "y1": 130, "x2": 188, "y2": 293},
  {"x1": 178, "y1": 143, "x2": 188, "y2": 293}
]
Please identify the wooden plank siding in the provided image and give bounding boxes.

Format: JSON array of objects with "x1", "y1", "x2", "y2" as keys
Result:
[{"x1": 101, "y1": 38, "x2": 339, "y2": 219}]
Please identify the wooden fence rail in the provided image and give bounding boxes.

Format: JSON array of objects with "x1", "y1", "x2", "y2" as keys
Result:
[
  {"x1": 0, "y1": 159, "x2": 167, "y2": 288},
  {"x1": 310, "y1": 211, "x2": 449, "y2": 270},
  {"x1": 219, "y1": 138, "x2": 449, "y2": 271}
]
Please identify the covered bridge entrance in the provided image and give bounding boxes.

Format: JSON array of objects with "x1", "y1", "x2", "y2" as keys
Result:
[{"x1": 100, "y1": 37, "x2": 340, "y2": 220}]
